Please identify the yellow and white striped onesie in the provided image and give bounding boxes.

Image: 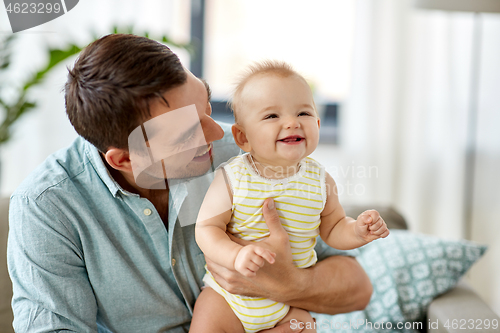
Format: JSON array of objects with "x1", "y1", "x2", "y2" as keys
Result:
[{"x1": 203, "y1": 153, "x2": 327, "y2": 333}]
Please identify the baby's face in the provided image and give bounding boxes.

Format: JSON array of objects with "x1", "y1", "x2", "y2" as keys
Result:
[{"x1": 235, "y1": 74, "x2": 320, "y2": 167}]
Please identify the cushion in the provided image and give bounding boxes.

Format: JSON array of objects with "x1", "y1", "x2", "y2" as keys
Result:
[{"x1": 312, "y1": 230, "x2": 487, "y2": 333}]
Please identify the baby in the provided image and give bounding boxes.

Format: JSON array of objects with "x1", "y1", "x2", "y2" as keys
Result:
[{"x1": 192, "y1": 61, "x2": 389, "y2": 333}]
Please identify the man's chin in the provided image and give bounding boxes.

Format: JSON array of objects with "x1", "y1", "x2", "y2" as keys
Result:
[
  {"x1": 135, "y1": 155, "x2": 214, "y2": 189},
  {"x1": 154, "y1": 160, "x2": 213, "y2": 180},
  {"x1": 174, "y1": 159, "x2": 213, "y2": 179}
]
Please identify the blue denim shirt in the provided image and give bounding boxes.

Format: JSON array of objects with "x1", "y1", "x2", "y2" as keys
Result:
[{"x1": 7, "y1": 122, "x2": 357, "y2": 332}]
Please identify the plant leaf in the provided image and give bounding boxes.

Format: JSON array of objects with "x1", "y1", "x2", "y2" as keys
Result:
[{"x1": 23, "y1": 44, "x2": 82, "y2": 91}]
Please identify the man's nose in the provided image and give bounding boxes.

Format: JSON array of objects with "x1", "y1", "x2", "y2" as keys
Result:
[{"x1": 202, "y1": 116, "x2": 224, "y2": 143}]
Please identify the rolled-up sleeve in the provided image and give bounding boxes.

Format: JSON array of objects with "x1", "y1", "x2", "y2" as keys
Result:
[{"x1": 7, "y1": 194, "x2": 98, "y2": 333}]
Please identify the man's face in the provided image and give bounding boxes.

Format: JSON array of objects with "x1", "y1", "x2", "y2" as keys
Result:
[{"x1": 129, "y1": 70, "x2": 224, "y2": 186}]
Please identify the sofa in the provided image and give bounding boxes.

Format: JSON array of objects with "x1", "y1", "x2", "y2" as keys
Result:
[
  {"x1": 1, "y1": 197, "x2": 13, "y2": 333},
  {"x1": 1, "y1": 198, "x2": 498, "y2": 332}
]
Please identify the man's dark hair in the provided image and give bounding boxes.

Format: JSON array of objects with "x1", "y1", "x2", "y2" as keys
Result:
[{"x1": 65, "y1": 34, "x2": 187, "y2": 152}]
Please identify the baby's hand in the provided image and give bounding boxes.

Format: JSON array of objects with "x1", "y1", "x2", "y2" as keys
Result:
[
  {"x1": 234, "y1": 244, "x2": 276, "y2": 277},
  {"x1": 355, "y1": 210, "x2": 390, "y2": 243}
]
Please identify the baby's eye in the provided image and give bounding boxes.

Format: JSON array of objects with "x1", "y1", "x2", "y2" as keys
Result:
[
  {"x1": 263, "y1": 114, "x2": 278, "y2": 120},
  {"x1": 298, "y1": 111, "x2": 312, "y2": 116}
]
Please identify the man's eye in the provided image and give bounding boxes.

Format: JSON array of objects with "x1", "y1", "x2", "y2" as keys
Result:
[{"x1": 264, "y1": 114, "x2": 278, "y2": 119}]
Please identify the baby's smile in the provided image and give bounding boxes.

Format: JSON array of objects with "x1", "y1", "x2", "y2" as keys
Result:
[{"x1": 277, "y1": 135, "x2": 305, "y2": 144}]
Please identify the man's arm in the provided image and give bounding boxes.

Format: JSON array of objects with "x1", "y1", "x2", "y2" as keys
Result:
[
  {"x1": 282, "y1": 255, "x2": 373, "y2": 314},
  {"x1": 206, "y1": 198, "x2": 373, "y2": 315},
  {"x1": 7, "y1": 195, "x2": 98, "y2": 332}
]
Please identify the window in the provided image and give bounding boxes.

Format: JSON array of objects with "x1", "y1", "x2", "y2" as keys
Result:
[{"x1": 201, "y1": 0, "x2": 357, "y2": 143}]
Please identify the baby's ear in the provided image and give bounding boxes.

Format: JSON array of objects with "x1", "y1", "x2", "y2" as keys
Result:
[{"x1": 232, "y1": 124, "x2": 252, "y2": 152}]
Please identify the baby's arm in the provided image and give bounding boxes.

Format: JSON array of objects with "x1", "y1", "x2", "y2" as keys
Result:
[
  {"x1": 195, "y1": 169, "x2": 275, "y2": 277},
  {"x1": 319, "y1": 172, "x2": 389, "y2": 250}
]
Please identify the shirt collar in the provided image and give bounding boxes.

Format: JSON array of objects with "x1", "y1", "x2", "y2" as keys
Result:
[
  {"x1": 83, "y1": 139, "x2": 200, "y2": 200},
  {"x1": 84, "y1": 140, "x2": 130, "y2": 198}
]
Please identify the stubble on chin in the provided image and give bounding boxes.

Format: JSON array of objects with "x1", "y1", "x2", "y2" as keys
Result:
[{"x1": 166, "y1": 158, "x2": 213, "y2": 180}]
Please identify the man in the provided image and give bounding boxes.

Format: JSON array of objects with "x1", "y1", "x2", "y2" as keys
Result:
[{"x1": 7, "y1": 34, "x2": 372, "y2": 332}]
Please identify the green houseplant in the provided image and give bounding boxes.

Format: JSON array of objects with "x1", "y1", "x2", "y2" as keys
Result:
[
  {"x1": 0, "y1": 27, "x2": 192, "y2": 145},
  {"x1": 0, "y1": 28, "x2": 191, "y2": 193},
  {"x1": 0, "y1": 35, "x2": 82, "y2": 144}
]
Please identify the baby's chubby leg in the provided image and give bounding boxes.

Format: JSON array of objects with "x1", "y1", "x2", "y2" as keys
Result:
[
  {"x1": 190, "y1": 287, "x2": 244, "y2": 333},
  {"x1": 277, "y1": 307, "x2": 316, "y2": 332}
]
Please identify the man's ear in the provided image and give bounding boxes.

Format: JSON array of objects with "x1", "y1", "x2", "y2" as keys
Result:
[
  {"x1": 104, "y1": 148, "x2": 133, "y2": 172},
  {"x1": 231, "y1": 124, "x2": 252, "y2": 152}
]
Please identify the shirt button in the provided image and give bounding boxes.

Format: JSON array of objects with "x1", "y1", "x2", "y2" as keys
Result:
[
  {"x1": 143, "y1": 208, "x2": 152, "y2": 216},
  {"x1": 171, "y1": 258, "x2": 176, "y2": 266}
]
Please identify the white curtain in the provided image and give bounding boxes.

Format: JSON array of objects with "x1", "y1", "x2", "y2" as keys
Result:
[{"x1": 339, "y1": 0, "x2": 500, "y2": 315}]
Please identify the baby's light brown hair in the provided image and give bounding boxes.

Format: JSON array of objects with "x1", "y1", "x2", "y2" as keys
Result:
[{"x1": 229, "y1": 60, "x2": 314, "y2": 124}]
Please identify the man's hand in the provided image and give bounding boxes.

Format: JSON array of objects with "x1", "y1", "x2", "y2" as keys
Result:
[
  {"x1": 206, "y1": 198, "x2": 373, "y2": 314},
  {"x1": 234, "y1": 244, "x2": 276, "y2": 277},
  {"x1": 355, "y1": 209, "x2": 390, "y2": 243},
  {"x1": 206, "y1": 198, "x2": 299, "y2": 301}
]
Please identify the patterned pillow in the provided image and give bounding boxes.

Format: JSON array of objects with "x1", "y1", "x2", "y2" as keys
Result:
[{"x1": 312, "y1": 230, "x2": 487, "y2": 333}]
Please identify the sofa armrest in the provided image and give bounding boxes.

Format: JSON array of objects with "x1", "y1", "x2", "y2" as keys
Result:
[
  {"x1": 0, "y1": 197, "x2": 14, "y2": 333},
  {"x1": 428, "y1": 279, "x2": 500, "y2": 333}
]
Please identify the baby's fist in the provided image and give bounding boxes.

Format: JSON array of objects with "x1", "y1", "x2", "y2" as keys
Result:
[
  {"x1": 356, "y1": 210, "x2": 390, "y2": 243},
  {"x1": 234, "y1": 244, "x2": 276, "y2": 277}
]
